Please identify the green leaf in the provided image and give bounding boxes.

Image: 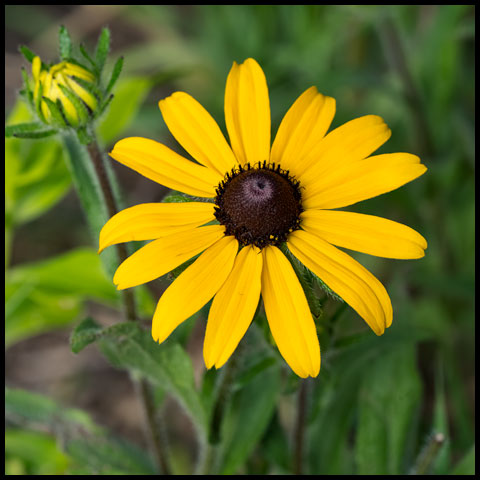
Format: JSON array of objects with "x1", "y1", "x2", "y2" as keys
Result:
[
  {"x1": 5, "y1": 429, "x2": 70, "y2": 475},
  {"x1": 97, "y1": 75, "x2": 151, "y2": 144},
  {"x1": 217, "y1": 363, "x2": 282, "y2": 474},
  {"x1": 5, "y1": 387, "x2": 156, "y2": 475},
  {"x1": 97, "y1": 322, "x2": 208, "y2": 438},
  {"x1": 58, "y1": 25, "x2": 72, "y2": 60},
  {"x1": 41, "y1": 97, "x2": 68, "y2": 128},
  {"x1": 95, "y1": 27, "x2": 110, "y2": 74},
  {"x1": 5, "y1": 101, "x2": 71, "y2": 230},
  {"x1": 5, "y1": 122, "x2": 57, "y2": 138},
  {"x1": 5, "y1": 387, "x2": 98, "y2": 434},
  {"x1": 70, "y1": 317, "x2": 103, "y2": 353},
  {"x1": 354, "y1": 345, "x2": 422, "y2": 475},
  {"x1": 66, "y1": 436, "x2": 156, "y2": 475},
  {"x1": 5, "y1": 248, "x2": 119, "y2": 347},
  {"x1": 449, "y1": 444, "x2": 475, "y2": 475}
]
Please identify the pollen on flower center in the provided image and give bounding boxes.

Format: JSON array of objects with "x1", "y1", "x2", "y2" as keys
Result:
[{"x1": 214, "y1": 161, "x2": 303, "y2": 248}]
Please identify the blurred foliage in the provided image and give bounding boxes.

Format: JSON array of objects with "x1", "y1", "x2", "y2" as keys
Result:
[{"x1": 5, "y1": 4, "x2": 475, "y2": 475}]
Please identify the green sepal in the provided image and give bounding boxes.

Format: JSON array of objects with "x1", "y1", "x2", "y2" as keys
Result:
[
  {"x1": 96, "y1": 94, "x2": 114, "y2": 118},
  {"x1": 95, "y1": 28, "x2": 111, "y2": 74},
  {"x1": 79, "y1": 43, "x2": 99, "y2": 76},
  {"x1": 5, "y1": 122, "x2": 57, "y2": 139},
  {"x1": 41, "y1": 96, "x2": 68, "y2": 128},
  {"x1": 19, "y1": 45, "x2": 37, "y2": 64},
  {"x1": 105, "y1": 56, "x2": 124, "y2": 95},
  {"x1": 20, "y1": 67, "x2": 33, "y2": 105},
  {"x1": 58, "y1": 25, "x2": 73, "y2": 60}
]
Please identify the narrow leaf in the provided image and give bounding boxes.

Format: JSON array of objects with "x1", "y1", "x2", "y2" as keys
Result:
[{"x1": 5, "y1": 122, "x2": 54, "y2": 138}]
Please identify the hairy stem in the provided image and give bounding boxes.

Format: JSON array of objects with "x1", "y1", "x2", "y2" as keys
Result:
[
  {"x1": 85, "y1": 133, "x2": 171, "y2": 475},
  {"x1": 293, "y1": 378, "x2": 309, "y2": 475}
]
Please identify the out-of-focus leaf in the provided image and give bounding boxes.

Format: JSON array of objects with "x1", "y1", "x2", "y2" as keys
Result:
[
  {"x1": 5, "y1": 247, "x2": 119, "y2": 347},
  {"x1": 5, "y1": 387, "x2": 156, "y2": 475},
  {"x1": 5, "y1": 429, "x2": 70, "y2": 475},
  {"x1": 97, "y1": 321, "x2": 207, "y2": 438},
  {"x1": 5, "y1": 101, "x2": 71, "y2": 228},
  {"x1": 449, "y1": 444, "x2": 475, "y2": 475},
  {"x1": 217, "y1": 362, "x2": 282, "y2": 474},
  {"x1": 97, "y1": 76, "x2": 152, "y2": 145},
  {"x1": 66, "y1": 436, "x2": 156, "y2": 475},
  {"x1": 5, "y1": 386, "x2": 98, "y2": 434},
  {"x1": 355, "y1": 345, "x2": 422, "y2": 475}
]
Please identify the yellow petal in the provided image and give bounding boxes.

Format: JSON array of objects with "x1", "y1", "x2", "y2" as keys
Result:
[
  {"x1": 53, "y1": 83, "x2": 79, "y2": 126},
  {"x1": 32, "y1": 56, "x2": 42, "y2": 80},
  {"x1": 301, "y1": 209, "x2": 427, "y2": 259},
  {"x1": 300, "y1": 115, "x2": 391, "y2": 185},
  {"x1": 63, "y1": 62, "x2": 96, "y2": 83},
  {"x1": 303, "y1": 153, "x2": 427, "y2": 210},
  {"x1": 224, "y1": 58, "x2": 271, "y2": 166},
  {"x1": 99, "y1": 202, "x2": 216, "y2": 253},
  {"x1": 61, "y1": 74, "x2": 97, "y2": 111},
  {"x1": 270, "y1": 86, "x2": 336, "y2": 177},
  {"x1": 287, "y1": 229, "x2": 392, "y2": 334},
  {"x1": 113, "y1": 225, "x2": 225, "y2": 290},
  {"x1": 261, "y1": 246, "x2": 320, "y2": 378},
  {"x1": 110, "y1": 137, "x2": 221, "y2": 198},
  {"x1": 204, "y1": 245, "x2": 262, "y2": 369},
  {"x1": 152, "y1": 235, "x2": 238, "y2": 343},
  {"x1": 159, "y1": 91, "x2": 237, "y2": 177}
]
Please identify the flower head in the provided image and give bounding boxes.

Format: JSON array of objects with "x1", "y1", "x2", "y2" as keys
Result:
[
  {"x1": 32, "y1": 56, "x2": 98, "y2": 127},
  {"x1": 99, "y1": 58, "x2": 427, "y2": 378}
]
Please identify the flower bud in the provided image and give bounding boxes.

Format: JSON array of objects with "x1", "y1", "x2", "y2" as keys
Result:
[{"x1": 32, "y1": 56, "x2": 98, "y2": 128}]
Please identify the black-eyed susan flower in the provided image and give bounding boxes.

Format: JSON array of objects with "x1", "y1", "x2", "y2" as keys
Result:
[{"x1": 99, "y1": 58, "x2": 427, "y2": 378}]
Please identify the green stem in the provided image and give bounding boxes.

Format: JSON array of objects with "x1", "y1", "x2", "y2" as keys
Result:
[
  {"x1": 85, "y1": 135, "x2": 136, "y2": 322},
  {"x1": 410, "y1": 432, "x2": 445, "y2": 475},
  {"x1": 69, "y1": 130, "x2": 171, "y2": 475},
  {"x1": 293, "y1": 378, "x2": 309, "y2": 475}
]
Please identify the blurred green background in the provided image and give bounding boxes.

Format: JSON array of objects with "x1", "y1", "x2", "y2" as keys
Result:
[{"x1": 5, "y1": 5, "x2": 475, "y2": 475}]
